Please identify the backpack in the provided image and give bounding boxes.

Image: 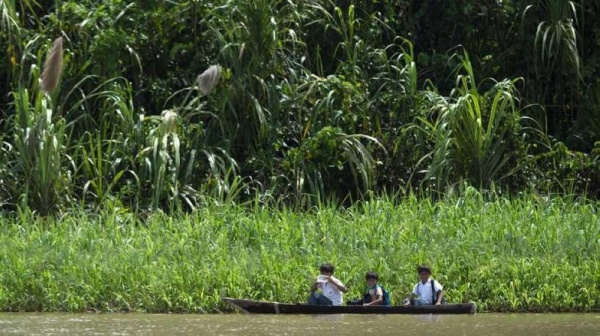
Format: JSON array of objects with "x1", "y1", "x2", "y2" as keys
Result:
[
  {"x1": 430, "y1": 279, "x2": 446, "y2": 304},
  {"x1": 382, "y1": 287, "x2": 391, "y2": 306}
]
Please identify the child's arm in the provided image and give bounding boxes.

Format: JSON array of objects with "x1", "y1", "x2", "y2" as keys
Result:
[
  {"x1": 329, "y1": 277, "x2": 348, "y2": 292},
  {"x1": 403, "y1": 285, "x2": 418, "y2": 305},
  {"x1": 310, "y1": 281, "x2": 319, "y2": 292},
  {"x1": 402, "y1": 293, "x2": 415, "y2": 306},
  {"x1": 434, "y1": 280, "x2": 444, "y2": 304},
  {"x1": 364, "y1": 294, "x2": 383, "y2": 306},
  {"x1": 435, "y1": 290, "x2": 444, "y2": 305}
]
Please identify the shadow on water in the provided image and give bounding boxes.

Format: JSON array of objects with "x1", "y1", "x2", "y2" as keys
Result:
[{"x1": 0, "y1": 313, "x2": 599, "y2": 335}]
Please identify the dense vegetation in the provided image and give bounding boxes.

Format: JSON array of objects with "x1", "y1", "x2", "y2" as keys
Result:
[
  {"x1": 0, "y1": 192, "x2": 598, "y2": 313},
  {"x1": 1, "y1": 0, "x2": 599, "y2": 314},
  {"x1": 1, "y1": 0, "x2": 599, "y2": 213}
]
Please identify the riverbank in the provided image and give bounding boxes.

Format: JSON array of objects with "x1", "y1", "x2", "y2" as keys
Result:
[{"x1": 0, "y1": 193, "x2": 598, "y2": 313}]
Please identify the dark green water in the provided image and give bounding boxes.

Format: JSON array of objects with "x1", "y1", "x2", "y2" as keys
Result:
[{"x1": 0, "y1": 313, "x2": 598, "y2": 335}]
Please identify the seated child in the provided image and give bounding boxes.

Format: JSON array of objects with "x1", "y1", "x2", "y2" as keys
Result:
[
  {"x1": 363, "y1": 271, "x2": 384, "y2": 306},
  {"x1": 404, "y1": 265, "x2": 445, "y2": 306},
  {"x1": 347, "y1": 271, "x2": 391, "y2": 306},
  {"x1": 308, "y1": 263, "x2": 348, "y2": 306}
]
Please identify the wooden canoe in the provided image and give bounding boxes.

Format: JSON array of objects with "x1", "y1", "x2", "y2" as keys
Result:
[{"x1": 222, "y1": 297, "x2": 477, "y2": 315}]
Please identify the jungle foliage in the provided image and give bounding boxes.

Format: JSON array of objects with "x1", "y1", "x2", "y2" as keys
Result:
[{"x1": 1, "y1": 0, "x2": 599, "y2": 214}]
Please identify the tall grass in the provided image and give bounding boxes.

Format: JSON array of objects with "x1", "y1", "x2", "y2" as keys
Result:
[
  {"x1": 0, "y1": 0, "x2": 21, "y2": 82},
  {"x1": 529, "y1": 0, "x2": 580, "y2": 77},
  {"x1": 417, "y1": 52, "x2": 527, "y2": 194},
  {"x1": 0, "y1": 191, "x2": 597, "y2": 313},
  {"x1": 207, "y1": 0, "x2": 302, "y2": 153},
  {"x1": 284, "y1": 126, "x2": 383, "y2": 201},
  {"x1": 0, "y1": 0, "x2": 597, "y2": 214},
  {"x1": 522, "y1": 0, "x2": 582, "y2": 136},
  {"x1": 7, "y1": 36, "x2": 70, "y2": 214}
]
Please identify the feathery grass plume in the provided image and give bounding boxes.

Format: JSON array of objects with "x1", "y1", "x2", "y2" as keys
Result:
[
  {"x1": 39, "y1": 37, "x2": 64, "y2": 94},
  {"x1": 161, "y1": 109, "x2": 178, "y2": 134},
  {"x1": 196, "y1": 65, "x2": 220, "y2": 96}
]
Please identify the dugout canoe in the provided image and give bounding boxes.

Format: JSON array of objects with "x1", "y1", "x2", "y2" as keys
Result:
[{"x1": 222, "y1": 297, "x2": 476, "y2": 315}]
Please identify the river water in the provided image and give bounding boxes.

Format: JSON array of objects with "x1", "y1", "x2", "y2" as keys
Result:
[{"x1": 0, "y1": 313, "x2": 599, "y2": 335}]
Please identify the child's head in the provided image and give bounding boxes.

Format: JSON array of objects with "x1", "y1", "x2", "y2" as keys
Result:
[
  {"x1": 319, "y1": 263, "x2": 335, "y2": 276},
  {"x1": 365, "y1": 271, "x2": 379, "y2": 287},
  {"x1": 417, "y1": 265, "x2": 431, "y2": 281}
]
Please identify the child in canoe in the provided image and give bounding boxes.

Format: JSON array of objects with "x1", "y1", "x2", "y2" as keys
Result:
[
  {"x1": 363, "y1": 271, "x2": 387, "y2": 306},
  {"x1": 308, "y1": 263, "x2": 348, "y2": 306},
  {"x1": 404, "y1": 265, "x2": 445, "y2": 306},
  {"x1": 347, "y1": 271, "x2": 390, "y2": 306}
]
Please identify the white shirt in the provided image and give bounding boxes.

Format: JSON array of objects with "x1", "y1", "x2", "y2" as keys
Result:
[
  {"x1": 318, "y1": 279, "x2": 344, "y2": 306},
  {"x1": 412, "y1": 278, "x2": 443, "y2": 305}
]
